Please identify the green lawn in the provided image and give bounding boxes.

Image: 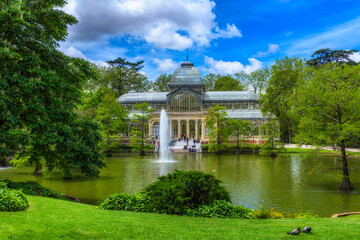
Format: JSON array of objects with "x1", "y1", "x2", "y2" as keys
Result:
[{"x1": 1, "y1": 196, "x2": 360, "y2": 239}]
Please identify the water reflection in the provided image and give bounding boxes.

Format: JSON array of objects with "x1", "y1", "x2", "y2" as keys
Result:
[{"x1": 1, "y1": 153, "x2": 360, "y2": 216}]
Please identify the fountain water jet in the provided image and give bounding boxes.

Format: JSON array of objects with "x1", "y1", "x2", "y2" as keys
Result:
[{"x1": 157, "y1": 109, "x2": 176, "y2": 163}]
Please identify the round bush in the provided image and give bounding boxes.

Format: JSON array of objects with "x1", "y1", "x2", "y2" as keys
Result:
[
  {"x1": 0, "y1": 189, "x2": 29, "y2": 212},
  {"x1": 143, "y1": 170, "x2": 231, "y2": 215},
  {"x1": 185, "y1": 200, "x2": 253, "y2": 219},
  {"x1": 99, "y1": 193, "x2": 150, "y2": 212}
]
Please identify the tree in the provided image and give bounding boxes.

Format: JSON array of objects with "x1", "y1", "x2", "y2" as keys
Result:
[
  {"x1": 130, "y1": 102, "x2": 154, "y2": 156},
  {"x1": 0, "y1": 0, "x2": 105, "y2": 177},
  {"x1": 96, "y1": 90, "x2": 128, "y2": 157},
  {"x1": 203, "y1": 73, "x2": 218, "y2": 91},
  {"x1": 214, "y1": 75, "x2": 246, "y2": 91},
  {"x1": 260, "y1": 119, "x2": 281, "y2": 157},
  {"x1": 307, "y1": 48, "x2": 359, "y2": 66},
  {"x1": 205, "y1": 105, "x2": 229, "y2": 154},
  {"x1": 235, "y1": 67, "x2": 270, "y2": 94},
  {"x1": 227, "y1": 119, "x2": 252, "y2": 154},
  {"x1": 260, "y1": 57, "x2": 305, "y2": 143},
  {"x1": 106, "y1": 58, "x2": 150, "y2": 97},
  {"x1": 291, "y1": 63, "x2": 360, "y2": 190},
  {"x1": 153, "y1": 74, "x2": 172, "y2": 92}
]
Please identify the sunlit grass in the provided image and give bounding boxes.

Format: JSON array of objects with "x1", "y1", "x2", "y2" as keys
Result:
[{"x1": 1, "y1": 196, "x2": 360, "y2": 239}]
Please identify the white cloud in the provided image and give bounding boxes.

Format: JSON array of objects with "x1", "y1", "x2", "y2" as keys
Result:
[
  {"x1": 152, "y1": 58, "x2": 178, "y2": 72},
  {"x1": 350, "y1": 52, "x2": 360, "y2": 62},
  {"x1": 63, "y1": 0, "x2": 242, "y2": 51},
  {"x1": 286, "y1": 17, "x2": 360, "y2": 56},
  {"x1": 60, "y1": 46, "x2": 107, "y2": 66},
  {"x1": 253, "y1": 43, "x2": 280, "y2": 57},
  {"x1": 204, "y1": 56, "x2": 263, "y2": 75},
  {"x1": 62, "y1": 46, "x2": 86, "y2": 59}
]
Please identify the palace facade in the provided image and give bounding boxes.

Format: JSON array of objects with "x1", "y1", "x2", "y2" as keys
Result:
[{"x1": 118, "y1": 61, "x2": 268, "y2": 141}]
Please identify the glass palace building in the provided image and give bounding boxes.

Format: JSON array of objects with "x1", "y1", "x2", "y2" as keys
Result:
[{"x1": 118, "y1": 61, "x2": 268, "y2": 141}]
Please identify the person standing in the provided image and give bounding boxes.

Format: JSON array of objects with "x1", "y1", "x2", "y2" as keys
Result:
[{"x1": 186, "y1": 137, "x2": 189, "y2": 146}]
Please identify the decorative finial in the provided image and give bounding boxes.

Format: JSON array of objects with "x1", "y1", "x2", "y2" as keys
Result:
[{"x1": 186, "y1": 49, "x2": 189, "y2": 62}]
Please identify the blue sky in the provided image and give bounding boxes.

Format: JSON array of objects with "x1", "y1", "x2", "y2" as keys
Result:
[{"x1": 61, "y1": 0, "x2": 360, "y2": 80}]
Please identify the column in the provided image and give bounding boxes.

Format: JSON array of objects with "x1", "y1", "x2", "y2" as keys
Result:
[
  {"x1": 201, "y1": 119, "x2": 206, "y2": 139},
  {"x1": 186, "y1": 120, "x2": 190, "y2": 138},
  {"x1": 149, "y1": 121, "x2": 153, "y2": 136},
  {"x1": 177, "y1": 119, "x2": 181, "y2": 139},
  {"x1": 169, "y1": 120, "x2": 173, "y2": 140},
  {"x1": 195, "y1": 119, "x2": 198, "y2": 138}
]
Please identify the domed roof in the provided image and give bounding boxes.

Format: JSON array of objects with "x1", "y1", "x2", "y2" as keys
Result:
[{"x1": 169, "y1": 61, "x2": 203, "y2": 86}]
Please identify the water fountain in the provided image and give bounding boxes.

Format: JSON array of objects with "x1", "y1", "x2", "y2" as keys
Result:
[{"x1": 157, "y1": 109, "x2": 176, "y2": 163}]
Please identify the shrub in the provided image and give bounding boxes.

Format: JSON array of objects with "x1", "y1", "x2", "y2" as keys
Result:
[
  {"x1": 186, "y1": 200, "x2": 253, "y2": 219},
  {"x1": 1, "y1": 180, "x2": 68, "y2": 200},
  {"x1": 0, "y1": 188, "x2": 29, "y2": 211},
  {"x1": 99, "y1": 192, "x2": 151, "y2": 212},
  {"x1": 0, "y1": 182, "x2": 7, "y2": 189},
  {"x1": 204, "y1": 143, "x2": 260, "y2": 153},
  {"x1": 143, "y1": 170, "x2": 230, "y2": 215}
]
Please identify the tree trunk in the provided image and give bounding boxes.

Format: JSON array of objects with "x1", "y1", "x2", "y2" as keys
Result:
[
  {"x1": 33, "y1": 163, "x2": 42, "y2": 176},
  {"x1": 339, "y1": 141, "x2": 354, "y2": 190}
]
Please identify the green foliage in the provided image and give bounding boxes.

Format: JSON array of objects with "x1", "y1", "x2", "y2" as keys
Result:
[
  {"x1": 205, "y1": 144, "x2": 260, "y2": 152},
  {"x1": 203, "y1": 73, "x2": 218, "y2": 91},
  {"x1": 227, "y1": 119, "x2": 252, "y2": 152},
  {"x1": 206, "y1": 105, "x2": 229, "y2": 153},
  {"x1": 0, "y1": 0, "x2": 105, "y2": 177},
  {"x1": 214, "y1": 75, "x2": 245, "y2": 91},
  {"x1": 153, "y1": 74, "x2": 172, "y2": 92},
  {"x1": 307, "y1": 48, "x2": 359, "y2": 66},
  {"x1": 185, "y1": 200, "x2": 253, "y2": 219},
  {"x1": 291, "y1": 63, "x2": 360, "y2": 190},
  {"x1": 99, "y1": 193, "x2": 151, "y2": 212},
  {"x1": 260, "y1": 119, "x2": 282, "y2": 156},
  {"x1": 0, "y1": 188, "x2": 28, "y2": 212},
  {"x1": 130, "y1": 102, "x2": 154, "y2": 155},
  {"x1": 143, "y1": 170, "x2": 231, "y2": 215},
  {"x1": 235, "y1": 68, "x2": 270, "y2": 94},
  {"x1": 260, "y1": 57, "x2": 305, "y2": 143},
  {"x1": 2, "y1": 180, "x2": 68, "y2": 200},
  {"x1": 96, "y1": 90, "x2": 129, "y2": 155},
  {"x1": 0, "y1": 182, "x2": 7, "y2": 189},
  {"x1": 105, "y1": 58, "x2": 150, "y2": 97}
]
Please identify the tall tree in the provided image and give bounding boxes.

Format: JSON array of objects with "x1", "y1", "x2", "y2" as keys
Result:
[
  {"x1": 106, "y1": 58, "x2": 150, "y2": 97},
  {"x1": 214, "y1": 75, "x2": 246, "y2": 91},
  {"x1": 96, "y1": 90, "x2": 128, "y2": 157},
  {"x1": 260, "y1": 119, "x2": 281, "y2": 157},
  {"x1": 153, "y1": 74, "x2": 172, "y2": 92},
  {"x1": 307, "y1": 48, "x2": 359, "y2": 66},
  {"x1": 235, "y1": 67, "x2": 270, "y2": 94},
  {"x1": 205, "y1": 105, "x2": 229, "y2": 154},
  {"x1": 260, "y1": 57, "x2": 306, "y2": 143},
  {"x1": 291, "y1": 63, "x2": 360, "y2": 190},
  {"x1": 227, "y1": 119, "x2": 252, "y2": 154},
  {"x1": 0, "y1": 0, "x2": 105, "y2": 177},
  {"x1": 130, "y1": 102, "x2": 154, "y2": 156},
  {"x1": 203, "y1": 73, "x2": 218, "y2": 91}
]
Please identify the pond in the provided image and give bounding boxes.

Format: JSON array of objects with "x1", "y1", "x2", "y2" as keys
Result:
[{"x1": 1, "y1": 153, "x2": 360, "y2": 217}]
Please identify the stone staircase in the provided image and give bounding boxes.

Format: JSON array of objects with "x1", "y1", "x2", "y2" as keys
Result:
[{"x1": 170, "y1": 140, "x2": 202, "y2": 153}]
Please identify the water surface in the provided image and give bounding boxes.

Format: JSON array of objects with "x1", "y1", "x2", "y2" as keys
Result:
[{"x1": 1, "y1": 153, "x2": 360, "y2": 217}]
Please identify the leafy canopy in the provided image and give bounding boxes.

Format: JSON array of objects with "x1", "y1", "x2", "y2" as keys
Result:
[{"x1": 0, "y1": 0, "x2": 105, "y2": 177}]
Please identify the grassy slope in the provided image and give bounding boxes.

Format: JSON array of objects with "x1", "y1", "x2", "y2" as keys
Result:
[{"x1": 1, "y1": 196, "x2": 360, "y2": 239}]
